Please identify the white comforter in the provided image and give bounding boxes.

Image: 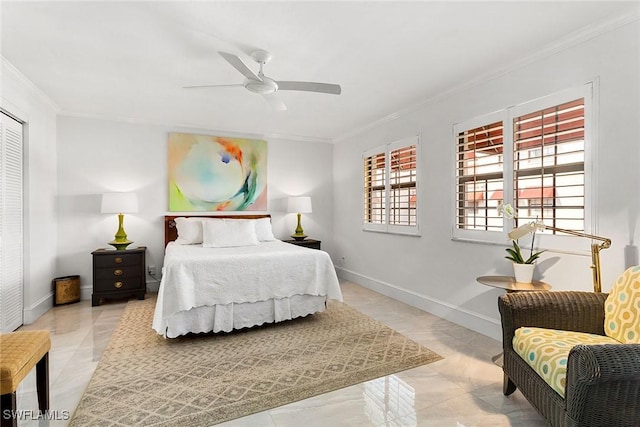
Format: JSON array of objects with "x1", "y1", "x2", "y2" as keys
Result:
[{"x1": 152, "y1": 240, "x2": 342, "y2": 334}]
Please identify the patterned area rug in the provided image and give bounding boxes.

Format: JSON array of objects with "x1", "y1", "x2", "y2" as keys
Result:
[{"x1": 71, "y1": 297, "x2": 442, "y2": 426}]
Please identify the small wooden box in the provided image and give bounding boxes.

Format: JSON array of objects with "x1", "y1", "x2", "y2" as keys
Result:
[{"x1": 53, "y1": 275, "x2": 81, "y2": 305}]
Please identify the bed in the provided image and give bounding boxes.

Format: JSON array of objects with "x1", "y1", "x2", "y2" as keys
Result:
[{"x1": 152, "y1": 215, "x2": 343, "y2": 338}]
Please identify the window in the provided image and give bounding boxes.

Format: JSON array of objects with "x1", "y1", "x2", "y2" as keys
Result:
[
  {"x1": 364, "y1": 152, "x2": 386, "y2": 225},
  {"x1": 455, "y1": 117, "x2": 504, "y2": 233},
  {"x1": 453, "y1": 84, "x2": 593, "y2": 246},
  {"x1": 512, "y1": 98, "x2": 586, "y2": 232},
  {"x1": 364, "y1": 136, "x2": 420, "y2": 235}
]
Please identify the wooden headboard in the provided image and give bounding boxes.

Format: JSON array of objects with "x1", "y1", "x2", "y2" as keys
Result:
[{"x1": 164, "y1": 214, "x2": 271, "y2": 247}]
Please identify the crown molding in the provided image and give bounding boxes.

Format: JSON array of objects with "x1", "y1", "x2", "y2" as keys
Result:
[
  {"x1": 59, "y1": 110, "x2": 334, "y2": 144},
  {"x1": 1, "y1": 56, "x2": 61, "y2": 114},
  {"x1": 333, "y1": 9, "x2": 640, "y2": 144}
]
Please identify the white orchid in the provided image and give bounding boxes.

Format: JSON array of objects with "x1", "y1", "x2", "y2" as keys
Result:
[
  {"x1": 497, "y1": 202, "x2": 544, "y2": 264},
  {"x1": 497, "y1": 202, "x2": 517, "y2": 220}
]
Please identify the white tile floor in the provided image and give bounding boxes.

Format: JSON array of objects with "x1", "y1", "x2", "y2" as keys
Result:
[{"x1": 15, "y1": 281, "x2": 547, "y2": 426}]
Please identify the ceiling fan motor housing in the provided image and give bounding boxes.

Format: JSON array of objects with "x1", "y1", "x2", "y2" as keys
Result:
[{"x1": 243, "y1": 77, "x2": 278, "y2": 94}]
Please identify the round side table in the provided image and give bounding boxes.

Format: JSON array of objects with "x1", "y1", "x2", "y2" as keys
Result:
[
  {"x1": 476, "y1": 275, "x2": 552, "y2": 293},
  {"x1": 477, "y1": 275, "x2": 552, "y2": 366}
]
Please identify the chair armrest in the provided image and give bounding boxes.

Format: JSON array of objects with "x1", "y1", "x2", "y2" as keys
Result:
[
  {"x1": 498, "y1": 291, "x2": 607, "y2": 352},
  {"x1": 566, "y1": 344, "x2": 640, "y2": 425},
  {"x1": 568, "y1": 344, "x2": 640, "y2": 384}
]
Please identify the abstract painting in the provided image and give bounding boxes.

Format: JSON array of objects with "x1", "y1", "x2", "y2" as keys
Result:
[{"x1": 168, "y1": 132, "x2": 267, "y2": 211}]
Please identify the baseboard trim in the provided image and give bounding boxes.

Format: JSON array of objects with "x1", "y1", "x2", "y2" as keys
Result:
[
  {"x1": 337, "y1": 267, "x2": 501, "y2": 341},
  {"x1": 23, "y1": 293, "x2": 53, "y2": 325},
  {"x1": 80, "y1": 286, "x2": 92, "y2": 302}
]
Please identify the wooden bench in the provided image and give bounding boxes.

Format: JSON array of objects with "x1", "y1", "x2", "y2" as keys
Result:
[{"x1": 0, "y1": 331, "x2": 51, "y2": 427}]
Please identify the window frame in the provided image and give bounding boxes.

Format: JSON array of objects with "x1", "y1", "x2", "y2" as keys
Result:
[
  {"x1": 452, "y1": 83, "x2": 596, "y2": 253},
  {"x1": 452, "y1": 110, "x2": 508, "y2": 244},
  {"x1": 363, "y1": 135, "x2": 421, "y2": 236}
]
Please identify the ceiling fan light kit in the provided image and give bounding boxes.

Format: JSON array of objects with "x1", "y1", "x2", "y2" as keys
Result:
[
  {"x1": 244, "y1": 77, "x2": 278, "y2": 94},
  {"x1": 184, "y1": 49, "x2": 342, "y2": 110}
]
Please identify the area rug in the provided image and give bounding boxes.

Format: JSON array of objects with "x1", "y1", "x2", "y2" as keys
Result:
[{"x1": 70, "y1": 298, "x2": 442, "y2": 426}]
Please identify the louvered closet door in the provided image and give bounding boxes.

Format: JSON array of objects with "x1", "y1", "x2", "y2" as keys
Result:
[{"x1": 0, "y1": 112, "x2": 24, "y2": 332}]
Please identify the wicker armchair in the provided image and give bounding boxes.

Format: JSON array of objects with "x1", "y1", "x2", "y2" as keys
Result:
[{"x1": 498, "y1": 291, "x2": 640, "y2": 427}]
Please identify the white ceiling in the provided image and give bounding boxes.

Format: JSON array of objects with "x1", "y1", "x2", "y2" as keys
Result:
[{"x1": 1, "y1": 1, "x2": 638, "y2": 142}]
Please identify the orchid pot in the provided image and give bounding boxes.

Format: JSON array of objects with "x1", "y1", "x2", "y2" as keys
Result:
[
  {"x1": 513, "y1": 262, "x2": 535, "y2": 284},
  {"x1": 498, "y1": 203, "x2": 546, "y2": 283}
]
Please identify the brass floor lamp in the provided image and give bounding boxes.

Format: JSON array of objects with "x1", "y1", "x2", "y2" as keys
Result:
[{"x1": 508, "y1": 221, "x2": 611, "y2": 292}]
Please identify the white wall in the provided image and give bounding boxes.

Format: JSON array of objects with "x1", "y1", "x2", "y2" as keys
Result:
[
  {"x1": 56, "y1": 116, "x2": 335, "y2": 298},
  {"x1": 333, "y1": 21, "x2": 640, "y2": 340},
  {"x1": 1, "y1": 58, "x2": 59, "y2": 324}
]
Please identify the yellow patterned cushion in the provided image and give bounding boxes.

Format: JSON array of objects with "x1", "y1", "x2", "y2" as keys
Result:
[
  {"x1": 513, "y1": 327, "x2": 618, "y2": 397},
  {"x1": 605, "y1": 265, "x2": 640, "y2": 344}
]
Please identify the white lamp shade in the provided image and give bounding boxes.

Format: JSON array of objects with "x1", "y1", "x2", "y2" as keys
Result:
[
  {"x1": 287, "y1": 196, "x2": 312, "y2": 214},
  {"x1": 101, "y1": 192, "x2": 139, "y2": 214}
]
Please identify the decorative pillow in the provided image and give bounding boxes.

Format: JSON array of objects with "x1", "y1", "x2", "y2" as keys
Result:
[
  {"x1": 174, "y1": 217, "x2": 203, "y2": 245},
  {"x1": 202, "y1": 219, "x2": 259, "y2": 248},
  {"x1": 513, "y1": 327, "x2": 618, "y2": 397},
  {"x1": 604, "y1": 265, "x2": 640, "y2": 344},
  {"x1": 255, "y1": 217, "x2": 276, "y2": 241}
]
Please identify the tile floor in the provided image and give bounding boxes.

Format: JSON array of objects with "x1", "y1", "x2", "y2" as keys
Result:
[{"x1": 14, "y1": 281, "x2": 547, "y2": 426}]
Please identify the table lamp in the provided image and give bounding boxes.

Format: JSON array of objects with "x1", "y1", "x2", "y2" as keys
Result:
[
  {"x1": 287, "y1": 196, "x2": 312, "y2": 241},
  {"x1": 508, "y1": 221, "x2": 611, "y2": 292},
  {"x1": 101, "y1": 192, "x2": 138, "y2": 250}
]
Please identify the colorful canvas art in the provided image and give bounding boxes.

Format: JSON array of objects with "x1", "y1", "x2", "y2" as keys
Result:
[{"x1": 168, "y1": 133, "x2": 267, "y2": 211}]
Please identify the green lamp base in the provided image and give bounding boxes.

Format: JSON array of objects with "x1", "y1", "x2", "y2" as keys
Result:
[
  {"x1": 291, "y1": 212, "x2": 307, "y2": 240},
  {"x1": 108, "y1": 239, "x2": 133, "y2": 250},
  {"x1": 108, "y1": 213, "x2": 133, "y2": 250}
]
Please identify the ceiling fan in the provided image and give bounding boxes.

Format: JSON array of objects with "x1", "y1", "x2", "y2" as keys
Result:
[{"x1": 184, "y1": 50, "x2": 341, "y2": 111}]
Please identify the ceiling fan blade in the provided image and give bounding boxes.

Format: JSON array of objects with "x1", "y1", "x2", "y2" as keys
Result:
[
  {"x1": 261, "y1": 94, "x2": 287, "y2": 111},
  {"x1": 183, "y1": 84, "x2": 244, "y2": 89},
  {"x1": 219, "y1": 51, "x2": 262, "y2": 81},
  {"x1": 276, "y1": 81, "x2": 341, "y2": 95}
]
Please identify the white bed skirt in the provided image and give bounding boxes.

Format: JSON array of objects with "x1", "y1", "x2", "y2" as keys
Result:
[{"x1": 158, "y1": 294, "x2": 327, "y2": 338}]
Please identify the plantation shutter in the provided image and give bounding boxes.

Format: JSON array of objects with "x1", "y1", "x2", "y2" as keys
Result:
[
  {"x1": 364, "y1": 151, "x2": 386, "y2": 225},
  {"x1": 0, "y1": 112, "x2": 24, "y2": 332},
  {"x1": 513, "y1": 98, "x2": 585, "y2": 231},
  {"x1": 388, "y1": 144, "x2": 417, "y2": 226},
  {"x1": 364, "y1": 136, "x2": 420, "y2": 235},
  {"x1": 455, "y1": 120, "x2": 504, "y2": 231}
]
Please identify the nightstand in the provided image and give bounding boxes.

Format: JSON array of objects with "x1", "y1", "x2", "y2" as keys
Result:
[
  {"x1": 91, "y1": 247, "x2": 146, "y2": 306},
  {"x1": 283, "y1": 239, "x2": 321, "y2": 250}
]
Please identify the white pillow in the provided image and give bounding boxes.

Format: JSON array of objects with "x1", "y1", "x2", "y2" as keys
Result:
[
  {"x1": 174, "y1": 217, "x2": 203, "y2": 245},
  {"x1": 255, "y1": 217, "x2": 276, "y2": 241},
  {"x1": 202, "y1": 219, "x2": 259, "y2": 248}
]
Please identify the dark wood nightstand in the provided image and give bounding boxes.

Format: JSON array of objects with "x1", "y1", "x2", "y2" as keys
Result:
[
  {"x1": 91, "y1": 247, "x2": 146, "y2": 306},
  {"x1": 283, "y1": 239, "x2": 321, "y2": 250}
]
